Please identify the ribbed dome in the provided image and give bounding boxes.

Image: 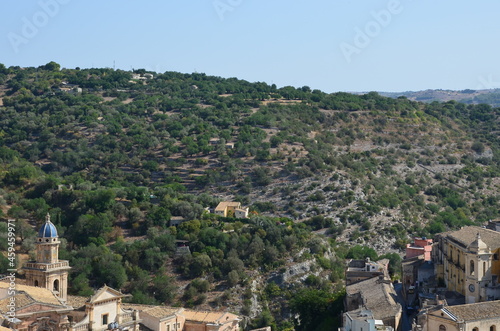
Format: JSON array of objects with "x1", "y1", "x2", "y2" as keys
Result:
[{"x1": 38, "y1": 214, "x2": 58, "y2": 238}]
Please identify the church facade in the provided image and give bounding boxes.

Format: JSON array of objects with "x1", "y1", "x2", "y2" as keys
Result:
[{"x1": 432, "y1": 226, "x2": 500, "y2": 303}]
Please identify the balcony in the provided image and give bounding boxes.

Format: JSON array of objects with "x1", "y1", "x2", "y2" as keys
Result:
[
  {"x1": 24, "y1": 261, "x2": 70, "y2": 271},
  {"x1": 71, "y1": 323, "x2": 90, "y2": 331}
]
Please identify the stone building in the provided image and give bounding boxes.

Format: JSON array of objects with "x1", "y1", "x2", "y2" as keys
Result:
[
  {"x1": 345, "y1": 258, "x2": 389, "y2": 286},
  {"x1": 415, "y1": 300, "x2": 500, "y2": 331},
  {"x1": 213, "y1": 202, "x2": 249, "y2": 219},
  {"x1": 124, "y1": 305, "x2": 240, "y2": 331},
  {"x1": 342, "y1": 308, "x2": 395, "y2": 331},
  {"x1": 432, "y1": 226, "x2": 500, "y2": 303},
  {"x1": 345, "y1": 276, "x2": 402, "y2": 330},
  {"x1": 0, "y1": 282, "x2": 73, "y2": 331}
]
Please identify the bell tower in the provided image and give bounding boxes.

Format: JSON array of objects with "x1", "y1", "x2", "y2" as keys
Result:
[
  {"x1": 465, "y1": 232, "x2": 492, "y2": 304},
  {"x1": 23, "y1": 214, "x2": 71, "y2": 302}
]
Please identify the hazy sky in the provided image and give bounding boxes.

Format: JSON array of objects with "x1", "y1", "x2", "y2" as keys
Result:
[{"x1": 1, "y1": 0, "x2": 500, "y2": 92}]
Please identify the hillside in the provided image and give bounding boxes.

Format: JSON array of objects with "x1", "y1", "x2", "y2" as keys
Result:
[
  {"x1": 379, "y1": 88, "x2": 500, "y2": 106},
  {"x1": 1, "y1": 62, "x2": 500, "y2": 330}
]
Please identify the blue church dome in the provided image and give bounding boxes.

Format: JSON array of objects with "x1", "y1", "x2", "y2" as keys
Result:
[{"x1": 38, "y1": 214, "x2": 58, "y2": 238}]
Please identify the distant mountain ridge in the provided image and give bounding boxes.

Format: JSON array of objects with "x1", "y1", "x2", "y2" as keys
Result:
[{"x1": 376, "y1": 88, "x2": 500, "y2": 106}]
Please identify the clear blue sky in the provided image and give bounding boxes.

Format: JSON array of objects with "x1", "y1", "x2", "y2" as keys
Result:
[{"x1": 1, "y1": 0, "x2": 499, "y2": 92}]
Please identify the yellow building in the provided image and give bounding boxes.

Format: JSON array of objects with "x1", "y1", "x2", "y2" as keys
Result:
[
  {"x1": 424, "y1": 300, "x2": 500, "y2": 331},
  {"x1": 214, "y1": 202, "x2": 248, "y2": 218},
  {"x1": 432, "y1": 226, "x2": 500, "y2": 303},
  {"x1": 127, "y1": 305, "x2": 240, "y2": 331}
]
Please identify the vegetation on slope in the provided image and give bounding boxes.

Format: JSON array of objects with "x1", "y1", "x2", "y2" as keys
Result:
[{"x1": 1, "y1": 62, "x2": 500, "y2": 330}]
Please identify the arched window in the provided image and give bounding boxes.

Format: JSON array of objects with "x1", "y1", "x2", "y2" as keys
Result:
[
  {"x1": 53, "y1": 279, "x2": 59, "y2": 292},
  {"x1": 439, "y1": 325, "x2": 446, "y2": 331},
  {"x1": 473, "y1": 328, "x2": 479, "y2": 331},
  {"x1": 34, "y1": 280, "x2": 39, "y2": 287},
  {"x1": 490, "y1": 326, "x2": 496, "y2": 331},
  {"x1": 470, "y1": 260, "x2": 475, "y2": 275}
]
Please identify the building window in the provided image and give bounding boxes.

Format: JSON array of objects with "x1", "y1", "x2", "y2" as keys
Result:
[
  {"x1": 34, "y1": 280, "x2": 39, "y2": 287},
  {"x1": 470, "y1": 260, "x2": 475, "y2": 275},
  {"x1": 490, "y1": 326, "x2": 496, "y2": 331},
  {"x1": 166, "y1": 325, "x2": 170, "y2": 331},
  {"x1": 439, "y1": 325, "x2": 446, "y2": 331},
  {"x1": 53, "y1": 279, "x2": 59, "y2": 292},
  {"x1": 473, "y1": 328, "x2": 479, "y2": 331},
  {"x1": 177, "y1": 323, "x2": 180, "y2": 329},
  {"x1": 102, "y1": 314, "x2": 109, "y2": 326}
]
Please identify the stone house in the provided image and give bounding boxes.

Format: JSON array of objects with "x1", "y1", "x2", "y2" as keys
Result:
[
  {"x1": 345, "y1": 258, "x2": 389, "y2": 286},
  {"x1": 345, "y1": 276, "x2": 402, "y2": 331},
  {"x1": 139, "y1": 306, "x2": 184, "y2": 331},
  {"x1": 129, "y1": 305, "x2": 240, "y2": 331},
  {"x1": 182, "y1": 310, "x2": 240, "y2": 331},
  {"x1": 342, "y1": 308, "x2": 394, "y2": 331},
  {"x1": 214, "y1": 202, "x2": 248, "y2": 219}
]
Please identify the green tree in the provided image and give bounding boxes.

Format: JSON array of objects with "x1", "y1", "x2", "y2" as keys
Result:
[
  {"x1": 42, "y1": 61, "x2": 61, "y2": 71},
  {"x1": 189, "y1": 253, "x2": 212, "y2": 277},
  {"x1": 152, "y1": 273, "x2": 176, "y2": 303},
  {"x1": 290, "y1": 288, "x2": 344, "y2": 331},
  {"x1": 471, "y1": 141, "x2": 485, "y2": 154}
]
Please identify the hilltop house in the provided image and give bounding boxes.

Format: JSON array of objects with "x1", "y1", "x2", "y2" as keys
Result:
[{"x1": 214, "y1": 202, "x2": 249, "y2": 219}]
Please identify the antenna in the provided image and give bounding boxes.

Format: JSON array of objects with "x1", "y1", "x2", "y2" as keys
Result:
[{"x1": 113, "y1": 60, "x2": 116, "y2": 70}]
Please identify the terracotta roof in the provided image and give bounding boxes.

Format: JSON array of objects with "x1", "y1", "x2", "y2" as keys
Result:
[
  {"x1": 0, "y1": 326, "x2": 14, "y2": 331},
  {"x1": 122, "y1": 303, "x2": 157, "y2": 311},
  {"x1": 214, "y1": 202, "x2": 240, "y2": 211},
  {"x1": 346, "y1": 277, "x2": 401, "y2": 320},
  {"x1": 443, "y1": 226, "x2": 500, "y2": 249},
  {"x1": 0, "y1": 283, "x2": 66, "y2": 312},
  {"x1": 142, "y1": 306, "x2": 182, "y2": 319},
  {"x1": 402, "y1": 255, "x2": 425, "y2": 266},
  {"x1": 444, "y1": 300, "x2": 500, "y2": 321},
  {"x1": 183, "y1": 310, "x2": 239, "y2": 324},
  {"x1": 67, "y1": 295, "x2": 89, "y2": 309}
]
